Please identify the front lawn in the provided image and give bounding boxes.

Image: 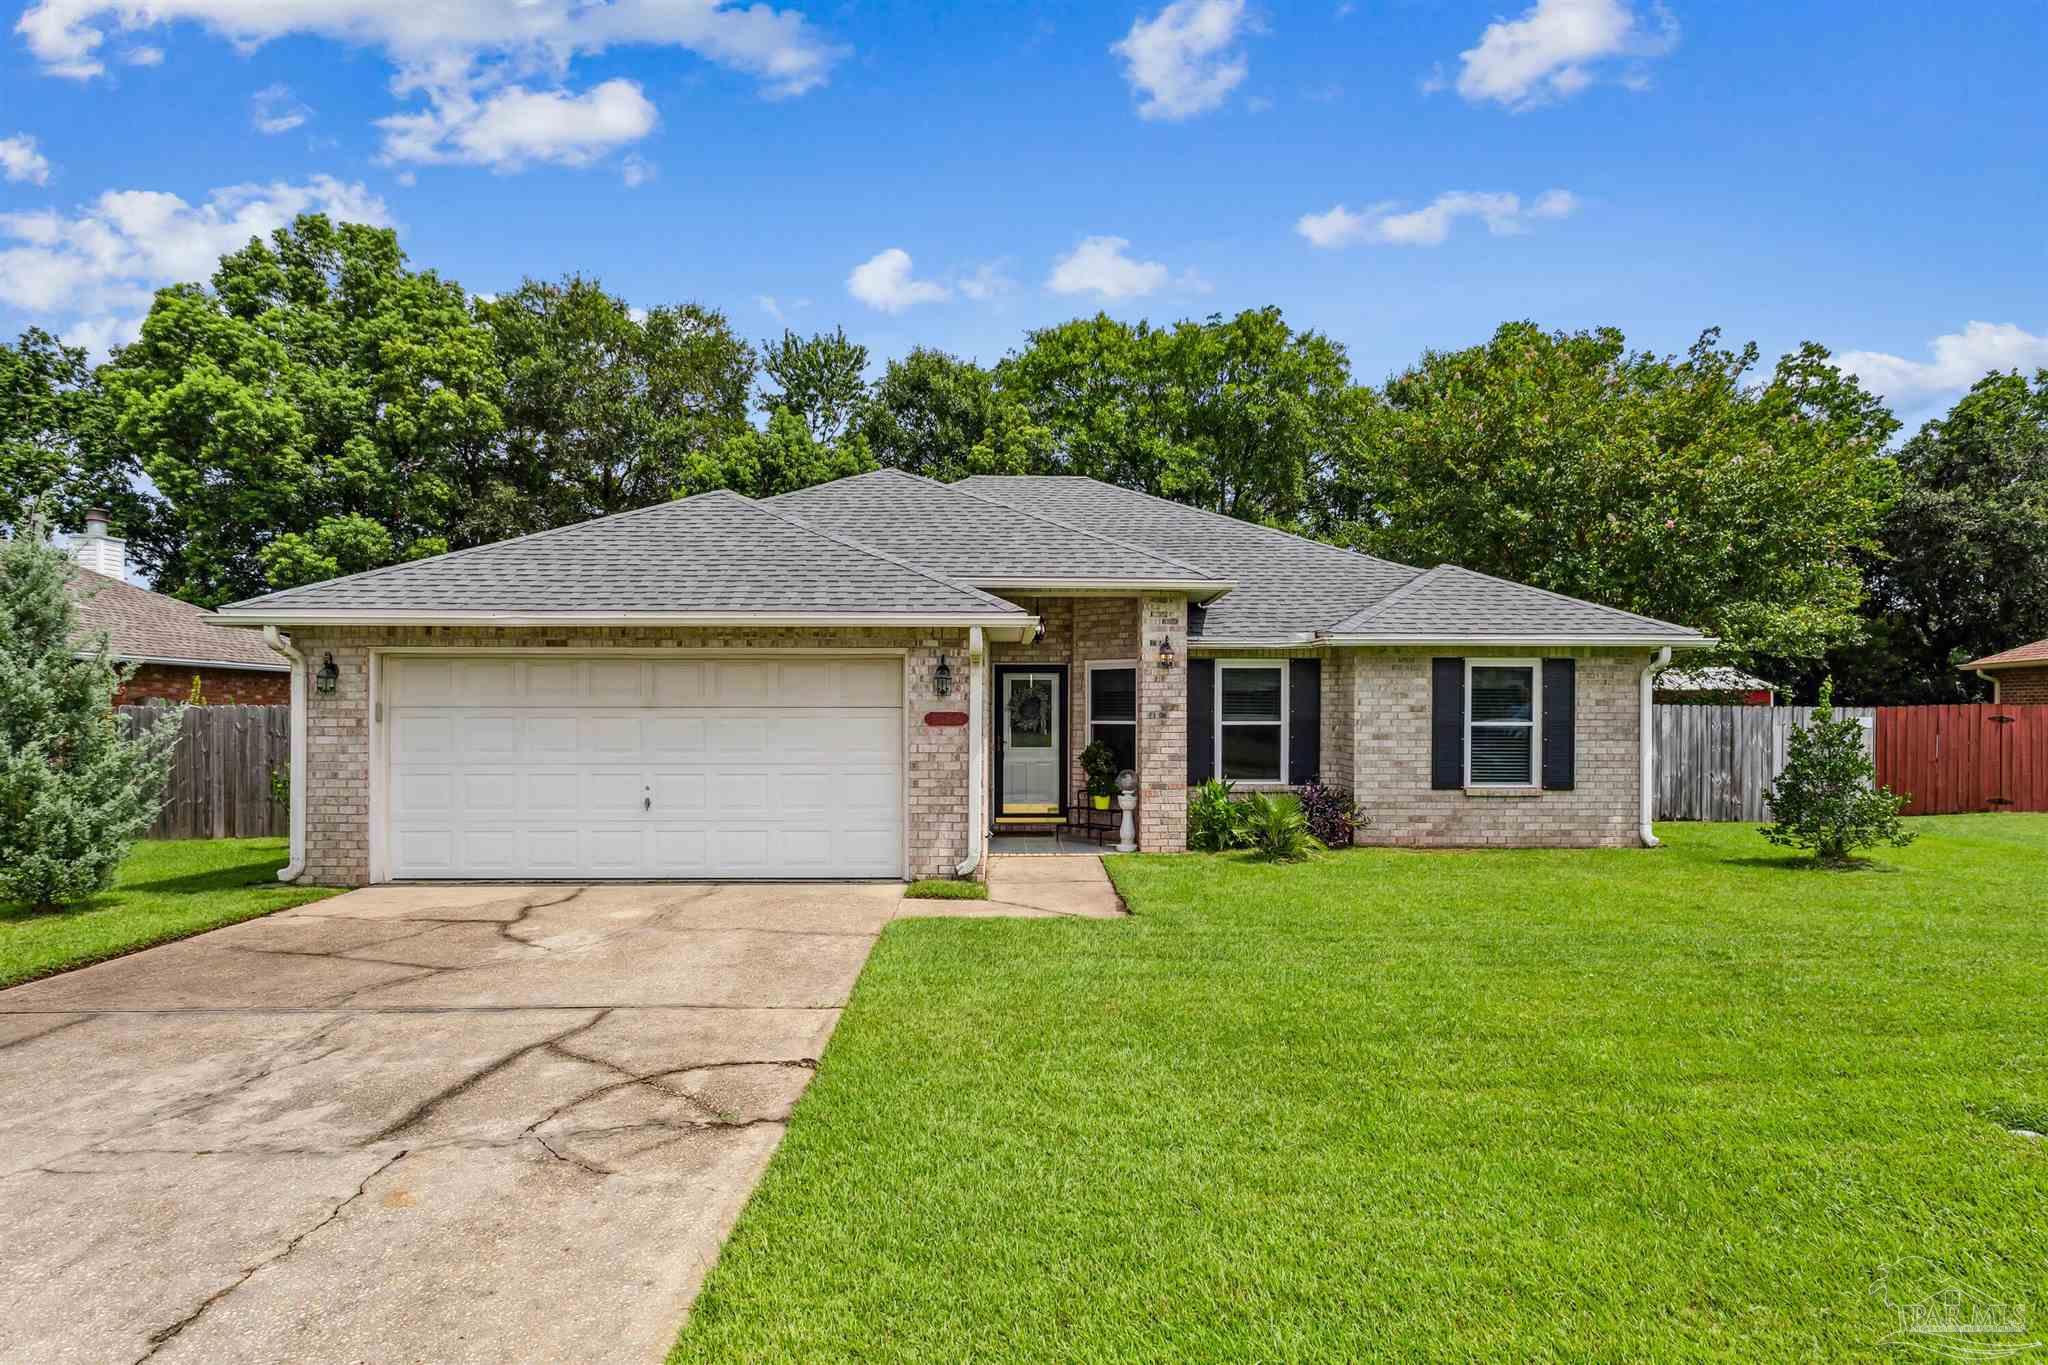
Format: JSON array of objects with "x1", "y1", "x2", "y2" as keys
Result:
[
  {"x1": 673, "y1": 817, "x2": 2048, "y2": 1361},
  {"x1": 0, "y1": 838, "x2": 339, "y2": 989}
]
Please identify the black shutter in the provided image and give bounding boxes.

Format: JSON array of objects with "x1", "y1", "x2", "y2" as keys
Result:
[
  {"x1": 1431, "y1": 657, "x2": 1465, "y2": 790},
  {"x1": 1288, "y1": 658, "x2": 1321, "y2": 784},
  {"x1": 1542, "y1": 657, "x2": 1576, "y2": 790},
  {"x1": 1187, "y1": 657, "x2": 1215, "y2": 784}
]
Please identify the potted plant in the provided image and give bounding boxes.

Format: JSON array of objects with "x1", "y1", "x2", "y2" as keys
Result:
[{"x1": 1080, "y1": 740, "x2": 1121, "y2": 810}]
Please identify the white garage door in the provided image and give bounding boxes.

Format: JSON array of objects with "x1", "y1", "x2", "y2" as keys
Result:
[{"x1": 385, "y1": 655, "x2": 903, "y2": 880}]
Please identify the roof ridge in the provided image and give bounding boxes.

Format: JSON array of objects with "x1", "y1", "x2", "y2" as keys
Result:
[
  {"x1": 220, "y1": 491, "x2": 729, "y2": 611},
  {"x1": 1329, "y1": 563, "x2": 1451, "y2": 631},
  {"x1": 740, "y1": 493, "x2": 1023, "y2": 614},
  {"x1": 965, "y1": 474, "x2": 1417, "y2": 575},
  {"x1": 939, "y1": 479, "x2": 1227, "y2": 581}
]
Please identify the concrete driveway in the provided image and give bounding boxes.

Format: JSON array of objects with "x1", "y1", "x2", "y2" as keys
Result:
[{"x1": 0, "y1": 881, "x2": 904, "y2": 1365}]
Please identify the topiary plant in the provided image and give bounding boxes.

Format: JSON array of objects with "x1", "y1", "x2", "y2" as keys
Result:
[{"x1": 1762, "y1": 679, "x2": 1915, "y2": 866}]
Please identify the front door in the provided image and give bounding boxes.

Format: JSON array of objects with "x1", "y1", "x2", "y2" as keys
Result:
[{"x1": 999, "y1": 670, "x2": 1062, "y2": 814}]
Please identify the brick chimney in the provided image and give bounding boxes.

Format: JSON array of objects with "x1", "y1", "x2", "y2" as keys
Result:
[{"x1": 71, "y1": 509, "x2": 127, "y2": 580}]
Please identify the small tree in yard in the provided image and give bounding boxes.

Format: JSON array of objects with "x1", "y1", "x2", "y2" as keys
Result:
[
  {"x1": 1762, "y1": 680, "x2": 1914, "y2": 866},
  {"x1": 0, "y1": 531, "x2": 181, "y2": 910}
]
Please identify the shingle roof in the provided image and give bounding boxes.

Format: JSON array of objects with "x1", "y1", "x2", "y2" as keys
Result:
[
  {"x1": 765, "y1": 469, "x2": 1224, "y2": 585},
  {"x1": 217, "y1": 490, "x2": 1024, "y2": 618},
  {"x1": 1966, "y1": 639, "x2": 2048, "y2": 670},
  {"x1": 956, "y1": 475, "x2": 1421, "y2": 640},
  {"x1": 67, "y1": 568, "x2": 287, "y2": 670},
  {"x1": 1327, "y1": 563, "x2": 1698, "y2": 640}
]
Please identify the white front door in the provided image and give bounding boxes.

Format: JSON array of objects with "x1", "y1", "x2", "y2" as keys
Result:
[
  {"x1": 1000, "y1": 671, "x2": 1061, "y2": 814},
  {"x1": 385, "y1": 655, "x2": 903, "y2": 880}
]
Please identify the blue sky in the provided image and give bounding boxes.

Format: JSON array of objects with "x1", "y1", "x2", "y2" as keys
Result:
[{"x1": 2, "y1": 0, "x2": 2043, "y2": 428}]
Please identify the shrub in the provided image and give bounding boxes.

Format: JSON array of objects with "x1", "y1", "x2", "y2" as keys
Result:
[
  {"x1": 1187, "y1": 778, "x2": 1249, "y2": 851},
  {"x1": 1079, "y1": 739, "x2": 1121, "y2": 800},
  {"x1": 1762, "y1": 679, "x2": 1915, "y2": 866},
  {"x1": 0, "y1": 533, "x2": 182, "y2": 911},
  {"x1": 1296, "y1": 781, "x2": 1363, "y2": 848},
  {"x1": 1240, "y1": 793, "x2": 1322, "y2": 862}
]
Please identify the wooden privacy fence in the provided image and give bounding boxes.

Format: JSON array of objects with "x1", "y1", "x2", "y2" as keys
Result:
[
  {"x1": 1654, "y1": 705, "x2": 1877, "y2": 823},
  {"x1": 117, "y1": 703, "x2": 290, "y2": 839},
  {"x1": 1656, "y1": 703, "x2": 2048, "y2": 821}
]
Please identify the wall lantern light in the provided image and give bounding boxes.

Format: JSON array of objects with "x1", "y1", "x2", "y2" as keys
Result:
[
  {"x1": 933, "y1": 655, "x2": 954, "y2": 697},
  {"x1": 316, "y1": 653, "x2": 340, "y2": 696},
  {"x1": 1154, "y1": 637, "x2": 1177, "y2": 671}
]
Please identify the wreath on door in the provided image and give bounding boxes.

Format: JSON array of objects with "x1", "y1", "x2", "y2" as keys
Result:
[{"x1": 1007, "y1": 689, "x2": 1049, "y2": 735}]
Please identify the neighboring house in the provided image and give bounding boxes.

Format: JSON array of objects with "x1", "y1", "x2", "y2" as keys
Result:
[
  {"x1": 65, "y1": 511, "x2": 290, "y2": 705},
  {"x1": 211, "y1": 472, "x2": 1710, "y2": 886},
  {"x1": 1966, "y1": 640, "x2": 2048, "y2": 704},
  {"x1": 1654, "y1": 666, "x2": 1776, "y2": 706}
]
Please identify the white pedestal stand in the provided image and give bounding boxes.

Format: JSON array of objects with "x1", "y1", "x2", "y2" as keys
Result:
[{"x1": 1116, "y1": 792, "x2": 1138, "y2": 853}]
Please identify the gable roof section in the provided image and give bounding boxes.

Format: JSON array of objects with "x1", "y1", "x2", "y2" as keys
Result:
[
  {"x1": 215, "y1": 490, "x2": 1025, "y2": 623},
  {"x1": 765, "y1": 469, "x2": 1226, "y2": 588},
  {"x1": 68, "y1": 568, "x2": 287, "y2": 670},
  {"x1": 1967, "y1": 639, "x2": 2048, "y2": 670},
  {"x1": 956, "y1": 475, "x2": 1419, "y2": 641},
  {"x1": 1326, "y1": 563, "x2": 1703, "y2": 643}
]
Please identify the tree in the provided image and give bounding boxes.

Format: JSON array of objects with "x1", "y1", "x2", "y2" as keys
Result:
[
  {"x1": 101, "y1": 215, "x2": 504, "y2": 605},
  {"x1": 1823, "y1": 370, "x2": 2048, "y2": 703},
  {"x1": 759, "y1": 326, "x2": 869, "y2": 447},
  {"x1": 0, "y1": 329, "x2": 139, "y2": 540},
  {"x1": 680, "y1": 406, "x2": 877, "y2": 500},
  {"x1": 1761, "y1": 680, "x2": 1913, "y2": 865},
  {"x1": 0, "y1": 533, "x2": 181, "y2": 911},
  {"x1": 859, "y1": 347, "x2": 1051, "y2": 482},
  {"x1": 1339, "y1": 324, "x2": 1900, "y2": 663},
  {"x1": 997, "y1": 308, "x2": 1371, "y2": 528},
  {"x1": 478, "y1": 276, "x2": 756, "y2": 541}
]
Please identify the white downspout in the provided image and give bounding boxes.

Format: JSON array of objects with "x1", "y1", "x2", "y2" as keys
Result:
[
  {"x1": 1639, "y1": 645, "x2": 1671, "y2": 848},
  {"x1": 1977, "y1": 670, "x2": 2001, "y2": 704},
  {"x1": 265, "y1": 626, "x2": 307, "y2": 883},
  {"x1": 955, "y1": 626, "x2": 987, "y2": 878}
]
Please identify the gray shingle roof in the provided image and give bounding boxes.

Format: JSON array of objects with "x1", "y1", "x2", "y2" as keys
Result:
[
  {"x1": 1327, "y1": 563, "x2": 1700, "y2": 639},
  {"x1": 68, "y1": 567, "x2": 288, "y2": 669},
  {"x1": 956, "y1": 475, "x2": 1422, "y2": 641},
  {"x1": 766, "y1": 469, "x2": 1223, "y2": 584},
  {"x1": 218, "y1": 490, "x2": 1024, "y2": 618}
]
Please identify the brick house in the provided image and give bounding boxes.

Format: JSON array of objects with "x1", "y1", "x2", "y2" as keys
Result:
[
  {"x1": 209, "y1": 472, "x2": 1711, "y2": 886},
  {"x1": 65, "y1": 511, "x2": 291, "y2": 706},
  {"x1": 1966, "y1": 640, "x2": 2048, "y2": 705}
]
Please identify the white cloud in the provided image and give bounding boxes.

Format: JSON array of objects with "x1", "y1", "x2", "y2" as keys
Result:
[
  {"x1": 120, "y1": 44, "x2": 162, "y2": 65},
  {"x1": 1296, "y1": 189, "x2": 1578, "y2": 248},
  {"x1": 0, "y1": 134, "x2": 51, "y2": 185},
  {"x1": 0, "y1": 175, "x2": 390, "y2": 353},
  {"x1": 1112, "y1": 0, "x2": 1250, "y2": 121},
  {"x1": 959, "y1": 261, "x2": 1017, "y2": 302},
  {"x1": 1046, "y1": 235, "x2": 1171, "y2": 300},
  {"x1": 376, "y1": 78, "x2": 657, "y2": 170},
  {"x1": 1833, "y1": 323, "x2": 2048, "y2": 402},
  {"x1": 847, "y1": 248, "x2": 950, "y2": 313},
  {"x1": 756, "y1": 294, "x2": 784, "y2": 320},
  {"x1": 1450, "y1": 0, "x2": 1677, "y2": 109},
  {"x1": 619, "y1": 154, "x2": 655, "y2": 187},
  {"x1": 251, "y1": 83, "x2": 311, "y2": 135}
]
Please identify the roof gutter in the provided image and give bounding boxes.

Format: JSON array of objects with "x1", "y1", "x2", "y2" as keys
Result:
[
  {"x1": 210, "y1": 609, "x2": 1038, "y2": 639},
  {"x1": 263, "y1": 627, "x2": 307, "y2": 884},
  {"x1": 78, "y1": 652, "x2": 291, "y2": 672},
  {"x1": 965, "y1": 578, "x2": 1234, "y2": 599}
]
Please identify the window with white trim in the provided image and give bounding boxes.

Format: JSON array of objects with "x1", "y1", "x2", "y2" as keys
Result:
[
  {"x1": 1467, "y1": 660, "x2": 1539, "y2": 786},
  {"x1": 1086, "y1": 661, "x2": 1137, "y2": 777},
  {"x1": 1218, "y1": 661, "x2": 1286, "y2": 783}
]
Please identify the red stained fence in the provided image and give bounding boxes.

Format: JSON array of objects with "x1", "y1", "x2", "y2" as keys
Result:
[{"x1": 1875, "y1": 705, "x2": 2048, "y2": 816}]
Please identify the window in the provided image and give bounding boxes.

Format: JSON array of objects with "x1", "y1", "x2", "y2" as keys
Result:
[
  {"x1": 1218, "y1": 661, "x2": 1286, "y2": 783},
  {"x1": 1467, "y1": 661, "x2": 1539, "y2": 786},
  {"x1": 1086, "y1": 662, "x2": 1136, "y2": 777}
]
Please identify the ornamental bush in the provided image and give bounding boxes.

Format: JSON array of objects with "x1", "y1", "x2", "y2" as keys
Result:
[
  {"x1": 1240, "y1": 794, "x2": 1322, "y2": 863},
  {"x1": 1296, "y1": 782, "x2": 1364, "y2": 848},
  {"x1": 1187, "y1": 779, "x2": 1249, "y2": 852},
  {"x1": 0, "y1": 532, "x2": 182, "y2": 910},
  {"x1": 1761, "y1": 680, "x2": 1915, "y2": 866}
]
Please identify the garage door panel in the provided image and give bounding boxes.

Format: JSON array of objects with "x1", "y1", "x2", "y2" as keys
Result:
[{"x1": 388, "y1": 654, "x2": 904, "y2": 879}]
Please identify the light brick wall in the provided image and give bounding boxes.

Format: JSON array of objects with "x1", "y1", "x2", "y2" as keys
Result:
[
  {"x1": 1072, "y1": 597, "x2": 1139, "y2": 794},
  {"x1": 283, "y1": 625, "x2": 971, "y2": 887},
  {"x1": 1188, "y1": 644, "x2": 1351, "y2": 794},
  {"x1": 1346, "y1": 647, "x2": 1647, "y2": 848},
  {"x1": 1995, "y1": 665, "x2": 2048, "y2": 705},
  {"x1": 1136, "y1": 594, "x2": 1189, "y2": 851}
]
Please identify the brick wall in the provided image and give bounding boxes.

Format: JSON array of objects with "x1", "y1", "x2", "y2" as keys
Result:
[
  {"x1": 116, "y1": 662, "x2": 290, "y2": 706},
  {"x1": 1136, "y1": 594, "x2": 1189, "y2": 851},
  {"x1": 1188, "y1": 644, "x2": 1352, "y2": 795},
  {"x1": 1996, "y1": 665, "x2": 2048, "y2": 705},
  {"x1": 986, "y1": 597, "x2": 1142, "y2": 806},
  {"x1": 283, "y1": 625, "x2": 971, "y2": 887},
  {"x1": 1345, "y1": 648, "x2": 1646, "y2": 848}
]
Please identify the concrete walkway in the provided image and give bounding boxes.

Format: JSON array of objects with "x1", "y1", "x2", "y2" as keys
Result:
[
  {"x1": 981, "y1": 854, "x2": 1127, "y2": 918},
  {"x1": 0, "y1": 882, "x2": 903, "y2": 1365}
]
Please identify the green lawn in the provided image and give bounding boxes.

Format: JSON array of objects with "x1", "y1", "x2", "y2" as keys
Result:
[
  {"x1": 673, "y1": 817, "x2": 2048, "y2": 1361},
  {"x1": 0, "y1": 838, "x2": 339, "y2": 989}
]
